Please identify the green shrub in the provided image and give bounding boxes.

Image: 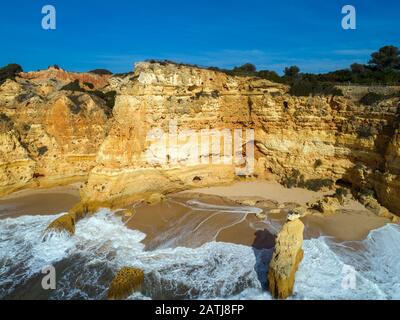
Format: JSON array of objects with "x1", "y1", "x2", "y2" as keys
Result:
[
  {"x1": 359, "y1": 92, "x2": 385, "y2": 106},
  {"x1": 359, "y1": 187, "x2": 375, "y2": 198},
  {"x1": 0, "y1": 64, "x2": 23, "y2": 85},
  {"x1": 257, "y1": 70, "x2": 284, "y2": 83},
  {"x1": 303, "y1": 179, "x2": 334, "y2": 191},
  {"x1": 280, "y1": 169, "x2": 334, "y2": 191},
  {"x1": 88, "y1": 69, "x2": 113, "y2": 75},
  {"x1": 280, "y1": 169, "x2": 304, "y2": 189},
  {"x1": 335, "y1": 187, "x2": 348, "y2": 199},
  {"x1": 289, "y1": 79, "x2": 343, "y2": 97}
]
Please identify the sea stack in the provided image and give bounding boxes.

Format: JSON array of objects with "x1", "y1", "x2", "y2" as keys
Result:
[
  {"x1": 108, "y1": 267, "x2": 145, "y2": 300},
  {"x1": 268, "y1": 216, "x2": 305, "y2": 299}
]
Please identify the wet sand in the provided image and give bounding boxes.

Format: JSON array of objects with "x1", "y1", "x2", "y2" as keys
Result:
[
  {"x1": 180, "y1": 181, "x2": 327, "y2": 205},
  {"x1": 0, "y1": 185, "x2": 81, "y2": 219},
  {"x1": 0, "y1": 181, "x2": 393, "y2": 248},
  {"x1": 119, "y1": 193, "x2": 276, "y2": 250},
  {"x1": 175, "y1": 181, "x2": 392, "y2": 243},
  {"x1": 302, "y1": 210, "x2": 389, "y2": 242}
]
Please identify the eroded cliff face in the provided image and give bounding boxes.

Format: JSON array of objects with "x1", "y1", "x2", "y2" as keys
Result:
[
  {"x1": 0, "y1": 69, "x2": 111, "y2": 196},
  {"x1": 80, "y1": 62, "x2": 286, "y2": 205},
  {"x1": 1, "y1": 62, "x2": 399, "y2": 214},
  {"x1": 80, "y1": 62, "x2": 400, "y2": 214}
]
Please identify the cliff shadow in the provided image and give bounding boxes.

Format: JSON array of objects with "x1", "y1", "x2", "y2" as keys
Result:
[{"x1": 251, "y1": 229, "x2": 275, "y2": 291}]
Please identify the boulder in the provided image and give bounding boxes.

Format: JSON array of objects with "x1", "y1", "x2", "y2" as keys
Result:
[
  {"x1": 287, "y1": 207, "x2": 308, "y2": 220},
  {"x1": 268, "y1": 218, "x2": 304, "y2": 299},
  {"x1": 359, "y1": 194, "x2": 400, "y2": 222},
  {"x1": 108, "y1": 267, "x2": 145, "y2": 300},
  {"x1": 45, "y1": 213, "x2": 76, "y2": 235},
  {"x1": 308, "y1": 196, "x2": 340, "y2": 215}
]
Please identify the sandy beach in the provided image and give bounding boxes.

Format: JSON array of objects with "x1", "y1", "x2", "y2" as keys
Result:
[
  {"x1": 0, "y1": 180, "x2": 397, "y2": 300},
  {"x1": 0, "y1": 180, "x2": 392, "y2": 246},
  {"x1": 0, "y1": 184, "x2": 81, "y2": 219},
  {"x1": 177, "y1": 181, "x2": 391, "y2": 241}
]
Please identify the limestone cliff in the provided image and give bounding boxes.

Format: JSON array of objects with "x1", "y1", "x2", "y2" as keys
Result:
[
  {"x1": 0, "y1": 69, "x2": 111, "y2": 196},
  {"x1": 1, "y1": 61, "x2": 399, "y2": 216},
  {"x1": 81, "y1": 62, "x2": 400, "y2": 214}
]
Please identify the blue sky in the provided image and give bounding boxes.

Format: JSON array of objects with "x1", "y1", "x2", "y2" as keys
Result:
[{"x1": 0, "y1": 0, "x2": 399, "y2": 74}]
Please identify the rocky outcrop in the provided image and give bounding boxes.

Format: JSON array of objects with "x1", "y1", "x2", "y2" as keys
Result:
[
  {"x1": 358, "y1": 193, "x2": 400, "y2": 222},
  {"x1": 268, "y1": 217, "x2": 304, "y2": 299},
  {"x1": 77, "y1": 61, "x2": 400, "y2": 215},
  {"x1": 45, "y1": 212, "x2": 76, "y2": 235},
  {"x1": 108, "y1": 267, "x2": 144, "y2": 300},
  {"x1": 308, "y1": 196, "x2": 341, "y2": 215},
  {"x1": 0, "y1": 70, "x2": 111, "y2": 196}
]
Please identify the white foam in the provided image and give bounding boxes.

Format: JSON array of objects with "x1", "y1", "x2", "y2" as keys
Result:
[
  {"x1": 1, "y1": 209, "x2": 400, "y2": 300},
  {"x1": 0, "y1": 214, "x2": 75, "y2": 297},
  {"x1": 185, "y1": 199, "x2": 263, "y2": 215},
  {"x1": 294, "y1": 224, "x2": 400, "y2": 300}
]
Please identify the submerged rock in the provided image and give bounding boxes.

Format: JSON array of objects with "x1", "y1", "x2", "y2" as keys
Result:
[
  {"x1": 268, "y1": 217, "x2": 304, "y2": 299},
  {"x1": 108, "y1": 267, "x2": 144, "y2": 300},
  {"x1": 45, "y1": 212, "x2": 76, "y2": 235}
]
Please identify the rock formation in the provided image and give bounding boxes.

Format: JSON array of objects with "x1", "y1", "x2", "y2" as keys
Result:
[
  {"x1": 108, "y1": 267, "x2": 144, "y2": 300},
  {"x1": 268, "y1": 216, "x2": 304, "y2": 299},
  {"x1": 0, "y1": 68, "x2": 111, "y2": 197},
  {"x1": 308, "y1": 196, "x2": 341, "y2": 215},
  {"x1": 1, "y1": 61, "x2": 400, "y2": 217},
  {"x1": 45, "y1": 212, "x2": 76, "y2": 235},
  {"x1": 80, "y1": 61, "x2": 400, "y2": 215}
]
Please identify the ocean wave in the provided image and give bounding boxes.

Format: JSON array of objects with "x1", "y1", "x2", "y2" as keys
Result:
[{"x1": 0, "y1": 210, "x2": 399, "y2": 300}]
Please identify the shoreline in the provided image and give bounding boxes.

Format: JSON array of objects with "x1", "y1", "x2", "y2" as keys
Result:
[
  {"x1": 0, "y1": 180, "x2": 393, "y2": 245},
  {"x1": 0, "y1": 184, "x2": 81, "y2": 219}
]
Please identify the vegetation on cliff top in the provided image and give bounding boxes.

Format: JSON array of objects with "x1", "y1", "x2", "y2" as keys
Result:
[
  {"x1": 219, "y1": 45, "x2": 400, "y2": 97},
  {"x1": 88, "y1": 69, "x2": 113, "y2": 75},
  {"x1": 147, "y1": 46, "x2": 398, "y2": 97},
  {"x1": 0, "y1": 64, "x2": 23, "y2": 85},
  {"x1": 60, "y1": 79, "x2": 116, "y2": 114}
]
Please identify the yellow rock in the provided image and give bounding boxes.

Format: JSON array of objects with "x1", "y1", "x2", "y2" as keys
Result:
[
  {"x1": 146, "y1": 193, "x2": 165, "y2": 205},
  {"x1": 268, "y1": 219, "x2": 304, "y2": 299},
  {"x1": 108, "y1": 267, "x2": 144, "y2": 300},
  {"x1": 45, "y1": 213, "x2": 76, "y2": 235},
  {"x1": 308, "y1": 196, "x2": 340, "y2": 215}
]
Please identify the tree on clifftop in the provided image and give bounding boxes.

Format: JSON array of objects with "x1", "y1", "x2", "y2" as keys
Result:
[
  {"x1": 369, "y1": 45, "x2": 400, "y2": 70},
  {"x1": 232, "y1": 63, "x2": 257, "y2": 74},
  {"x1": 350, "y1": 63, "x2": 366, "y2": 74},
  {"x1": 0, "y1": 64, "x2": 23, "y2": 85},
  {"x1": 284, "y1": 65, "x2": 300, "y2": 78}
]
